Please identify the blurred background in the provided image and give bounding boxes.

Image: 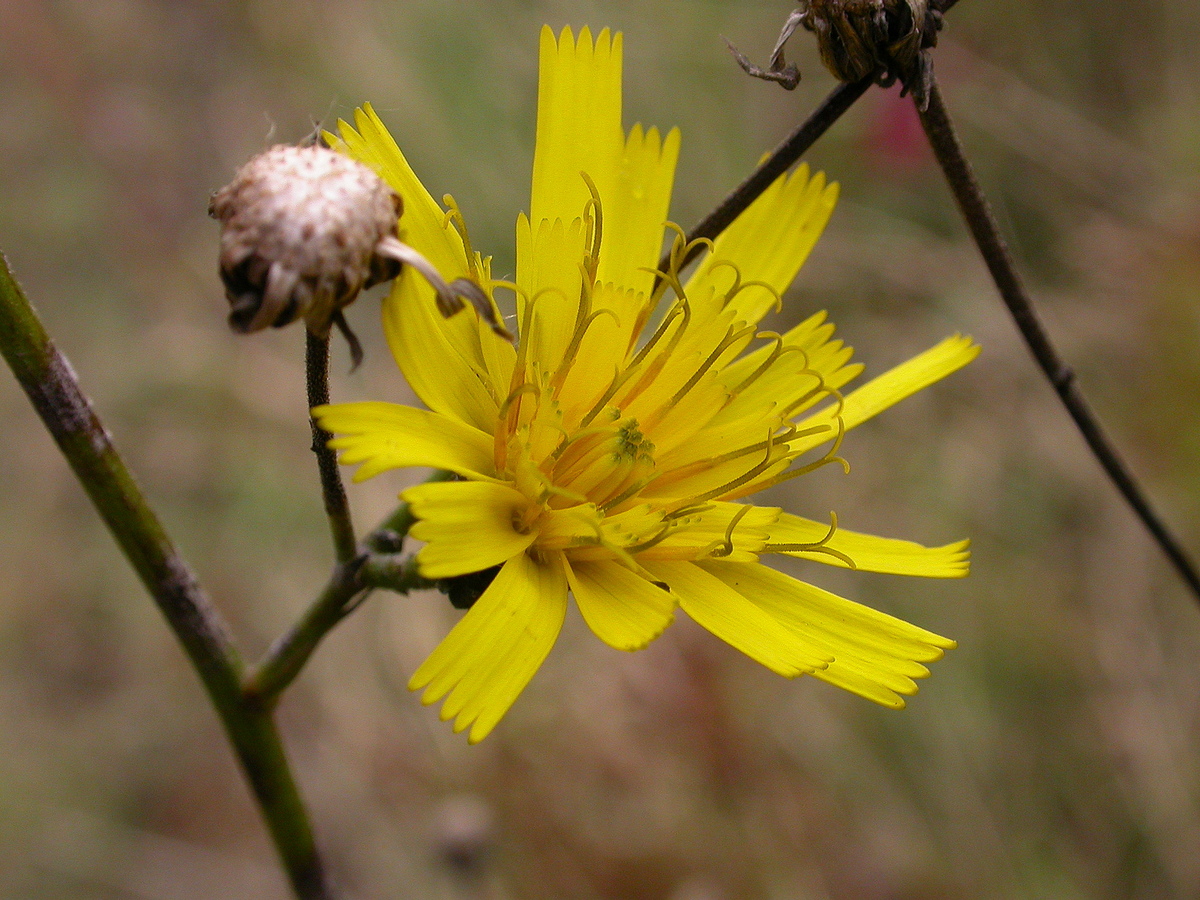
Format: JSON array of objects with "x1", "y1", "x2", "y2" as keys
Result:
[{"x1": 2, "y1": 0, "x2": 1200, "y2": 897}]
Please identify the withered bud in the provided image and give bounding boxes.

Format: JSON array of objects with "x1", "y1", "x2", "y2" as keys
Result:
[
  {"x1": 804, "y1": 0, "x2": 942, "y2": 107},
  {"x1": 208, "y1": 145, "x2": 510, "y2": 358},
  {"x1": 733, "y1": 0, "x2": 943, "y2": 109}
]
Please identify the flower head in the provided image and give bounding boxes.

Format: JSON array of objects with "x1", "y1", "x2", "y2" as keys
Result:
[{"x1": 315, "y1": 26, "x2": 978, "y2": 742}]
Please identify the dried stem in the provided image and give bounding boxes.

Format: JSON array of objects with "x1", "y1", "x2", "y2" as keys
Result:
[
  {"x1": 661, "y1": 77, "x2": 871, "y2": 274},
  {"x1": 664, "y1": 0, "x2": 962, "y2": 275},
  {"x1": 306, "y1": 330, "x2": 357, "y2": 562},
  {"x1": 0, "y1": 253, "x2": 332, "y2": 900},
  {"x1": 915, "y1": 78, "x2": 1200, "y2": 602}
]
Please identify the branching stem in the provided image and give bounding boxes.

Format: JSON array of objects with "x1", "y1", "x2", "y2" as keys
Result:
[
  {"x1": 243, "y1": 472, "x2": 455, "y2": 703},
  {"x1": 0, "y1": 253, "x2": 332, "y2": 900},
  {"x1": 664, "y1": 0, "x2": 962, "y2": 274},
  {"x1": 915, "y1": 78, "x2": 1200, "y2": 602}
]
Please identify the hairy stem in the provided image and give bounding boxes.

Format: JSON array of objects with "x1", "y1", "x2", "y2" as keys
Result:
[
  {"x1": 307, "y1": 331, "x2": 357, "y2": 562},
  {"x1": 0, "y1": 253, "x2": 332, "y2": 900},
  {"x1": 915, "y1": 79, "x2": 1200, "y2": 602}
]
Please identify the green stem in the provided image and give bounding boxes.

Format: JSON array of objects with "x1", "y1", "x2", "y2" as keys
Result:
[
  {"x1": 243, "y1": 555, "x2": 369, "y2": 704},
  {"x1": 243, "y1": 471, "x2": 454, "y2": 703},
  {"x1": 0, "y1": 253, "x2": 332, "y2": 900}
]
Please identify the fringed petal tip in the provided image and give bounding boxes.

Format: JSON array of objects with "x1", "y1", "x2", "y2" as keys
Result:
[{"x1": 406, "y1": 554, "x2": 568, "y2": 743}]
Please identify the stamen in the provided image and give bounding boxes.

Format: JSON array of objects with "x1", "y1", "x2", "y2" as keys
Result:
[
  {"x1": 579, "y1": 172, "x2": 604, "y2": 286},
  {"x1": 763, "y1": 511, "x2": 857, "y2": 569},
  {"x1": 549, "y1": 418, "x2": 620, "y2": 467},
  {"x1": 650, "y1": 422, "x2": 797, "y2": 488},
  {"x1": 549, "y1": 305, "x2": 621, "y2": 393},
  {"x1": 779, "y1": 369, "x2": 840, "y2": 421},
  {"x1": 622, "y1": 520, "x2": 675, "y2": 555},
  {"x1": 727, "y1": 416, "x2": 850, "y2": 500},
  {"x1": 618, "y1": 299, "x2": 693, "y2": 408},
  {"x1": 576, "y1": 368, "x2": 627, "y2": 429},
  {"x1": 570, "y1": 520, "x2": 668, "y2": 587},
  {"x1": 707, "y1": 505, "x2": 754, "y2": 559},
  {"x1": 684, "y1": 427, "x2": 787, "y2": 504},
  {"x1": 576, "y1": 299, "x2": 688, "y2": 431},
  {"x1": 494, "y1": 382, "x2": 540, "y2": 470},
  {"x1": 594, "y1": 455, "x2": 656, "y2": 510},
  {"x1": 726, "y1": 277, "x2": 785, "y2": 315},
  {"x1": 732, "y1": 333, "x2": 807, "y2": 394},
  {"x1": 652, "y1": 322, "x2": 758, "y2": 420}
]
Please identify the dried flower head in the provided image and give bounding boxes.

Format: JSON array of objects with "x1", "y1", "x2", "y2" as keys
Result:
[
  {"x1": 804, "y1": 0, "x2": 942, "y2": 106},
  {"x1": 733, "y1": 0, "x2": 943, "y2": 109},
  {"x1": 209, "y1": 144, "x2": 509, "y2": 360}
]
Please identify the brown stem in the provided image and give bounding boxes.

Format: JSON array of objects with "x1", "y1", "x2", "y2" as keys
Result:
[
  {"x1": 915, "y1": 78, "x2": 1200, "y2": 602},
  {"x1": 661, "y1": 76, "x2": 872, "y2": 275},
  {"x1": 306, "y1": 330, "x2": 356, "y2": 562}
]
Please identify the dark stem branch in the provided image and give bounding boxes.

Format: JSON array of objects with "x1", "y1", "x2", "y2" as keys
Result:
[
  {"x1": 662, "y1": 0, "x2": 963, "y2": 275},
  {"x1": 306, "y1": 331, "x2": 356, "y2": 562},
  {"x1": 661, "y1": 77, "x2": 871, "y2": 275},
  {"x1": 0, "y1": 253, "x2": 332, "y2": 899},
  {"x1": 915, "y1": 79, "x2": 1200, "y2": 602}
]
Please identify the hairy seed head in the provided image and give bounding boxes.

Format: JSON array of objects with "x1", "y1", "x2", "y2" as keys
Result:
[{"x1": 208, "y1": 144, "x2": 402, "y2": 336}]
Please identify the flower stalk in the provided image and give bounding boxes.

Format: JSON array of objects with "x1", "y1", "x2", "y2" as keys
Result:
[
  {"x1": 243, "y1": 473, "x2": 454, "y2": 704},
  {"x1": 307, "y1": 330, "x2": 358, "y2": 562}
]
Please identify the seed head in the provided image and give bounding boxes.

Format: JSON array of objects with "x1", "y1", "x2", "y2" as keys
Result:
[
  {"x1": 209, "y1": 144, "x2": 403, "y2": 336},
  {"x1": 803, "y1": 0, "x2": 942, "y2": 108},
  {"x1": 731, "y1": 0, "x2": 944, "y2": 109},
  {"x1": 208, "y1": 144, "x2": 511, "y2": 359}
]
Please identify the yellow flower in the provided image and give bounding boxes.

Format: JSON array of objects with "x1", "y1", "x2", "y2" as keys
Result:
[{"x1": 315, "y1": 26, "x2": 978, "y2": 743}]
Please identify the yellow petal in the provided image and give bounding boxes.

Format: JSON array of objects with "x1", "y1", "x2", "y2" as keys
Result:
[
  {"x1": 314, "y1": 401, "x2": 497, "y2": 482},
  {"x1": 409, "y1": 552, "x2": 568, "y2": 742},
  {"x1": 403, "y1": 481, "x2": 538, "y2": 578},
  {"x1": 334, "y1": 105, "x2": 512, "y2": 432},
  {"x1": 643, "y1": 560, "x2": 831, "y2": 676},
  {"x1": 700, "y1": 560, "x2": 954, "y2": 707},
  {"x1": 768, "y1": 513, "x2": 970, "y2": 577},
  {"x1": 789, "y1": 334, "x2": 980, "y2": 456},
  {"x1": 598, "y1": 124, "x2": 681, "y2": 295},
  {"x1": 382, "y1": 268, "x2": 504, "y2": 434},
  {"x1": 334, "y1": 103, "x2": 468, "y2": 280},
  {"x1": 565, "y1": 558, "x2": 676, "y2": 650},
  {"x1": 515, "y1": 215, "x2": 587, "y2": 372},
  {"x1": 683, "y1": 165, "x2": 838, "y2": 326},
  {"x1": 531, "y1": 26, "x2": 624, "y2": 230}
]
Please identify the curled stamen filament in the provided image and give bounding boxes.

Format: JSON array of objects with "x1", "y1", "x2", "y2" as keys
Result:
[
  {"x1": 764, "y1": 511, "x2": 856, "y2": 569},
  {"x1": 708, "y1": 505, "x2": 754, "y2": 559}
]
